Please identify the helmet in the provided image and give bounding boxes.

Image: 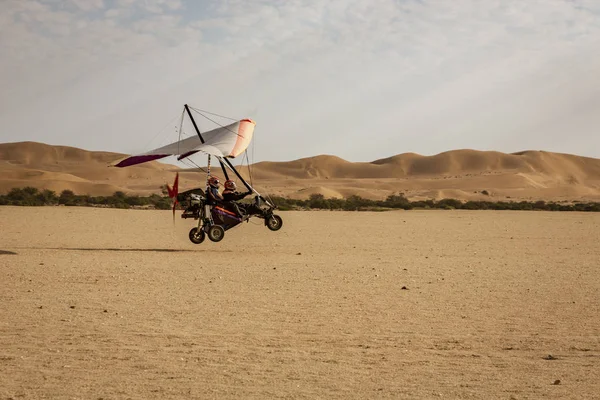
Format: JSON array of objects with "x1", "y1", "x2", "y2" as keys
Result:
[
  {"x1": 224, "y1": 180, "x2": 236, "y2": 191},
  {"x1": 208, "y1": 176, "x2": 220, "y2": 188}
]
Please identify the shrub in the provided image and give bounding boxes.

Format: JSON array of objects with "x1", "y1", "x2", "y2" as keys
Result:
[
  {"x1": 437, "y1": 198, "x2": 463, "y2": 209},
  {"x1": 1, "y1": 186, "x2": 599, "y2": 212}
]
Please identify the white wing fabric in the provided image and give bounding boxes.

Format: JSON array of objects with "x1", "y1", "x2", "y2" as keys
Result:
[{"x1": 114, "y1": 119, "x2": 255, "y2": 167}]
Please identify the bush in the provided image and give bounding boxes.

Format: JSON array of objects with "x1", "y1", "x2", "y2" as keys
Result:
[
  {"x1": 307, "y1": 193, "x2": 328, "y2": 209},
  {"x1": 59, "y1": 190, "x2": 78, "y2": 206},
  {"x1": 1, "y1": 186, "x2": 599, "y2": 212},
  {"x1": 384, "y1": 193, "x2": 411, "y2": 209},
  {"x1": 1, "y1": 187, "x2": 60, "y2": 206},
  {"x1": 437, "y1": 198, "x2": 463, "y2": 210},
  {"x1": 37, "y1": 189, "x2": 58, "y2": 205}
]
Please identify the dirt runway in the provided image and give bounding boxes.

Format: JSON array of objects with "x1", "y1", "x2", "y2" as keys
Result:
[{"x1": 1, "y1": 207, "x2": 599, "y2": 399}]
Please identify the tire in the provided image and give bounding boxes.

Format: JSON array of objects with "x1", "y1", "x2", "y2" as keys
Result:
[
  {"x1": 208, "y1": 225, "x2": 225, "y2": 242},
  {"x1": 189, "y1": 227, "x2": 205, "y2": 244},
  {"x1": 266, "y1": 214, "x2": 283, "y2": 231}
]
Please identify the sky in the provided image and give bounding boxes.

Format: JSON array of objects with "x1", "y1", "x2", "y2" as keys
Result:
[{"x1": 1, "y1": 0, "x2": 600, "y2": 164}]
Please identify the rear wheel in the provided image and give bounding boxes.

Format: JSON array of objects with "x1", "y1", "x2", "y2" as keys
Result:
[
  {"x1": 188, "y1": 227, "x2": 205, "y2": 244},
  {"x1": 266, "y1": 214, "x2": 283, "y2": 231},
  {"x1": 208, "y1": 225, "x2": 225, "y2": 242}
]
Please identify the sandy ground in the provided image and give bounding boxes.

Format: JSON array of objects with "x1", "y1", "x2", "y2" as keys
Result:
[{"x1": 1, "y1": 206, "x2": 599, "y2": 399}]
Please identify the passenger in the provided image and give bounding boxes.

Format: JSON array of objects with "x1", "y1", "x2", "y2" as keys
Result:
[{"x1": 205, "y1": 176, "x2": 223, "y2": 205}]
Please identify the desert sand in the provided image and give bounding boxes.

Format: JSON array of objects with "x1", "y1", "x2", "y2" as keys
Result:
[
  {"x1": 1, "y1": 206, "x2": 599, "y2": 399},
  {"x1": 2, "y1": 141, "x2": 600, "y2": 202}
]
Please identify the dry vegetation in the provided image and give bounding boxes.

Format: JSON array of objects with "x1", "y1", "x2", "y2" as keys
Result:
[{"x1": 1, "y1": 207, "x2": 599, "y2": 399}]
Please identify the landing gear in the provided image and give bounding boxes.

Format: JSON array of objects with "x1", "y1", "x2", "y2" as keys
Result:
[
  {"x1": 208, "y1": 225, "x2": 225, "y2": 242},
  {"x1": 188, "y1": 227, "x2": 205, "y2": 244},
  {"x1": 266, "y1": 214, "x2": 283, "y2": 231}
]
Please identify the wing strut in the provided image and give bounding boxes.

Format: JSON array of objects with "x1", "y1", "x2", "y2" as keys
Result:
[
  {"x1": 219, "y1": 156, "x2": 274, "y2": 208},
  {"x1": 185, "y1": 104, "x2": 205, "y2": 143},
  {"x1": 218, "y1": 159, "x2": 230, "y2": 181},
  {"x1": 185, "y1": 104, "x2": 230, "y2": 181}
]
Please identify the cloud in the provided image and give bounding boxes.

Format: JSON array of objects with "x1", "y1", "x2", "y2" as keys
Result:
[
  {"x1": 1, "y1": 0, "x2": 599, "y2": 162},
  {"x1": 66, "y1": 0, "x2": 105, "y2": 12}
]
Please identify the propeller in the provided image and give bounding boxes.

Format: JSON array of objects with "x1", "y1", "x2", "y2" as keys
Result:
[{"x1": 166, "y1": 172, "x2": 179, "y2": 221}]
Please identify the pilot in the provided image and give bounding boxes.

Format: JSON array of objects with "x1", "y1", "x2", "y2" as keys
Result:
[{"x1": 222, "y1": 179, "x2": 252, "y2": 218}]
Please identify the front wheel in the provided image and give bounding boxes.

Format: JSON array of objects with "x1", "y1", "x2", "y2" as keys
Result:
[
  {"x1": 266, "y1": 214, "x2": 283, "y2": 231},
  {"x1": 208, "y1": 225, "x2": 225, "y2": 242},
  {"x1": 189, "y1": 227, "x2": 205, "y2": 244}
]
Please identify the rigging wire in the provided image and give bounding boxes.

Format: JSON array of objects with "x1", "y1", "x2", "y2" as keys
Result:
[
  {"x1": 179, "y1": 157, "x2": 208, "y2": 175},
  {"x1": 189, "y1": 107, "x2": 245, "y2": 138},
  {"x1": 177, "y1": 110, "x2": 184, "y2": 156},
  {"x1": 251, "y1": 130, "x2": 255, "y2": 187},
  {"x1": 188, "y1": 106, "x2": 238, "y2": 121},
  {"x1": 251, "y1": 133, "x2": 275, "y2": 206},
  {"x1": 243, "y1": 150, "x2": 253, "y2": 188},
  {"x1": 139, "y1": 110, "x2": 184, "y2": 154}
]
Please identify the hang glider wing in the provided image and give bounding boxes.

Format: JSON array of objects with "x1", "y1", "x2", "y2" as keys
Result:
[{"x1": 114, "y1": 119, "x2": 256, "y2": 168}]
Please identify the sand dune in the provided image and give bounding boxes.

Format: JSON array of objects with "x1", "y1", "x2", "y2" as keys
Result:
[
  {"x1": 239, "y1": 149, "x2": 600, "y2": 201},
  {"x1": 1, "y1": 141, "x2": 600, "y2": 201},
  {"x1": 1, "y1": 141, "x2": 196, "y2": 196},
  {"x1": 250, "y1": 149, "x2": 600, "y2": 180}
]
